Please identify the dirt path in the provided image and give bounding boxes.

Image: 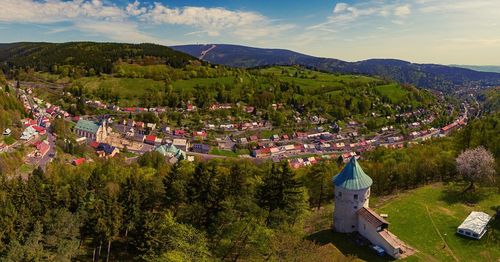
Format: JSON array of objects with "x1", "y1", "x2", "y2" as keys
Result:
[{"x1": 425, "y1": 205, "x2": 460, "y2": 262}]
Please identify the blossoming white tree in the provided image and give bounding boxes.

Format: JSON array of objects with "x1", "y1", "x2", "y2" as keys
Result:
[{"x1": 456, "y1": 146, "x2": 496, "y2": 192}]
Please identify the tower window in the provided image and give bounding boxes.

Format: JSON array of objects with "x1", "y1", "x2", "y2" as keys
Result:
[
  {"x1": 354, "y1": 206, "x2": 358, "y2": 209},
  {"x1": 338, "y1": 191, "x2": 342, "y2": 198},
  {"x1": 354, "y1": 194, "x2": 358, "y2": 200}
]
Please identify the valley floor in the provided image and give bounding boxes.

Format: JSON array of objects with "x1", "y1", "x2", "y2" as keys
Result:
[{"x1": 306, "y1": 183, "x2": 500, "y2": 261}]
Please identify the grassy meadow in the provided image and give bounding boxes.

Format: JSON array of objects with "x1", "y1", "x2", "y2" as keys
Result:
[{"x1": 306, "y1": 183, "x2": 500, "y2": 261}]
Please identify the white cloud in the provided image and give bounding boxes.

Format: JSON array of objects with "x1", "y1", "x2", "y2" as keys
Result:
[
  {"x1": 310, "y1": 1, "x2": 411, "y2": 33},
  {"x1": 74, "y1": 20, "x2": 167, "y2": 44},
  {"x1": 0, "y1": 0, "x2": 127, "y2": 23},
  {"x1": 0, "y1": 0, "x2": 293, "y2": 43},
  {"x1": 126, "y1": 1, "x2": 147, "y2": 16},
  {"x1": 394, "y1": 5, "x2": 411, "y2": 17},
  {"x1": 333, "y1": 3, "x2": 349, "y2": 13},
  {"x1": 139, "y1": 3, "x2": 294, "y2": 39}
]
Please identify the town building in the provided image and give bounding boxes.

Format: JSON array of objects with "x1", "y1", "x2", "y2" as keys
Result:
[
  {"x1": 156, "y1": 144, "x2": 186, "y2": 163},
  {"x1": 3, "y1": 128, "x2": 11, "y2": 136},
  {"x1": 72, "y1": 158, "x2": 86, "y2": 166},
  {"x1": 192, "y1": 143, "x2": 210, "y2": 154},
  {"x1": 35, "y1": 140, "x2": 50, "y2": 158},
  {"x1": 95, "y1": 143, "x2": 120, "y2": 158},
  {"x1": 332, "y1": 157, "x2": 409, "y2": 259},
  {"x1": 457, "y1": 211, "x2": 491, "y2": 239},
  {"x1": 144, "y1": 135, "x2": 159, "y2": 145},
  {"x1": 75, "y1": 119, "x2": 109, "y2": 142},
  {"x1": 172, "y1": 138, "x2": 189, "y2": 152},
  {"x1": 20, "y1": 126, "x2": 38, "y2": 140}
]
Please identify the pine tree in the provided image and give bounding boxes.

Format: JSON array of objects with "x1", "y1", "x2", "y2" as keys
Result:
[{"x1": 257, "y1": 162, "x2": 307, "y2": 227}]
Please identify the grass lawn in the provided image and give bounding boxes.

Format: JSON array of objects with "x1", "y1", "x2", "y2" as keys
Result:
[
  {"x1": 375, "y1": 84, "x2": 408, "y2": 104},
  {"x1": 306, "y1": 183, "x2": 500, "y2": 261},
  {"x1": 3, "y1": 136, "x2": 16, "y2": 145},
  {"x1": 235, "y1": 148, "x2": 251, "y2": 156},
  {"x1": 19, "y1": 163, "x2": 33, "y2": 173},
  {"x1": 172, "y1": 76, "x2": 235, "y2": 91},
  {"x1": 209, "y1": 149, "x2": 237, "y2": 157}
]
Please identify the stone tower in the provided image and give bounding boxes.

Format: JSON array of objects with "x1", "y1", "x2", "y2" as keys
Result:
[{"x1": 332, "y1": 157, "x2": 373, "y2": 233}]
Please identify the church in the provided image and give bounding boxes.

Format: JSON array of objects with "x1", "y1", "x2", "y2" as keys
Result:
[
  {"x1": 332, "y1": 157, "x2": 411, "y2": 259},
  {"x1": 75, "y1": 119, "x2": 109, "y2": 143}
]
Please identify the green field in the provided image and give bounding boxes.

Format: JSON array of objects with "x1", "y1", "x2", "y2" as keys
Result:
[
  {"x1": 258, "y1": 66, "x2": 381, "y2": 93},
  {"x1": 209, "y1": 149, "x2": 237, "y2": 157},
  {"x1": 375, "y1": 84, "x2": 409, "y2": 104},
  {"x1": 307, "y1": 184, "x2": 500, "y2": 261}
]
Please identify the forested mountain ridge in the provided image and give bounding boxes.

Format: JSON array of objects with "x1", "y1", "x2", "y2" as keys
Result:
[
  {"x1": 0, "y1": 42, "x2": 198, "y2": 75},
  {"x1": 172, "y1": 44, "x2": 500, "y2": 92}
]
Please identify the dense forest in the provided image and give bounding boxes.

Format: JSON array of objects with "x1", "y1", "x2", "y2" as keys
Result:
[
  {"x1": 0, "y1": 114, "x2": 498, "y2": 261},
  {"x1": 0, "y1": 73, "x2": 25, "y2": 134},
  {"x1": 0, "y1": 42, "x2": 197, "y2": 75}
]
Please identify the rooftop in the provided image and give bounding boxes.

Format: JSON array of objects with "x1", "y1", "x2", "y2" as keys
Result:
[
  {"x1": 75, "y1": 119, "x2": 100, "y2": 134},
  {"x1": 457, "y1": 211, "x2": 491, "y2": 235},
  {"x1": 332, "y1": 157, "x2": 373, "y2": 190},
  {"x1": 358, "y1": 207, "x2": 389, "y2": 228}
]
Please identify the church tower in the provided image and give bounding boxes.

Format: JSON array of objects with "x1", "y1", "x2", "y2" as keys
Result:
[{"x1": 332, "y1": 157, "x2": 373, "y2": 233}]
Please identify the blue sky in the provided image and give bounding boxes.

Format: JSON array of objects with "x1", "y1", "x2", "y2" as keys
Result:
[{"x1": 1, "y1": 0, "x2": 499, "y2": 65}]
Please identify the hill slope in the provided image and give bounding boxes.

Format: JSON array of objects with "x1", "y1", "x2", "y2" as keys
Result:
[
  {"x1": 0, "y1": 42, "x2": 197, "y2": 74},
  {"x1": 172, "y1": 44, "x2": 500, "y2": 92},
  {"x1": 452, "y1": 65, "x2": 500, "y2": 73}
]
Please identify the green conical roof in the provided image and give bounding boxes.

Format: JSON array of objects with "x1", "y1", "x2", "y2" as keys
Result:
[
  {"x1": 332, "y1": 157, "x2": 372, "y2": 190},
  {"x1": 155, "y1": 145, "x2": 168, "y2": 156}
]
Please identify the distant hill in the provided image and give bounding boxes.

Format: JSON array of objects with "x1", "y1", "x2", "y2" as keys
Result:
[
  {"x1": 172, "y1": 44, "x2": 500, "y2": 92},
  {"x1": 452, "y1": 65, "x2": 500, "y2": 74},
  {"x1": 0, "y1": 42, "x2": 197, "y2": 74}
]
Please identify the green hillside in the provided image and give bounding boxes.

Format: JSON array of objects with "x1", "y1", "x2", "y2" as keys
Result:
[
  {"x1": 0, "y1": 42, "x2": 197, "y2": 75},
  {"x1": 60, "y1": 65, "x2": 439, "y2": 127}
]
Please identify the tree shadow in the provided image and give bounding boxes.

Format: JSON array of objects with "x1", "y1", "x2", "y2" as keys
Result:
[
  {"x1": 306, "y1": 229, "x2": 395, "y2": 262},
  {"x1": 439, "y1": 183, "x2": 488, "y2": 205}
]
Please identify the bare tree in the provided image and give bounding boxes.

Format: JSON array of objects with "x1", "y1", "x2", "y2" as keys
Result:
[{"x1": 456, "y1": 146, "x2": 496, "y2": 192}]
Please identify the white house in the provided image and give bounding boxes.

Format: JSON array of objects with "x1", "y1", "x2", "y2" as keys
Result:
[
  {"x1": 3, "y1": 128, "x2": 11, "y2": 136},
  {"x1": 332, "y1": 157, "x2": 410, "y2": 259},
  {"x1": 457, "y1": 211, "x2": 491, "y2": 239}
]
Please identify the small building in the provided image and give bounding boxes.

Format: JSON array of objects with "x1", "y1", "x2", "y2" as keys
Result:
[
  {"x1": 192, "y1": 143, "x2": 210, "y2": 154},
  {"x1": 96, "y1": 143, "x2": 120, "y2": 158},
  {"x1": 32, "y1": 125, "x2": 46, "y2": 135},
  {"x1": 457, "y1": 211, "x2": 491, "y2": 239},
  {"x1": 193, "y1": 131, "x2": 208, "y2": 140},
  {"x1": 174, "y1": 129, "x2": 186, "y2": 136},
  {"x1": 172, "y1": 138, "x2": 189, "y2": 152},
  {"x1": 72, "y1": 158, "x2": 86, "y2": 166},
  {"x1": 35, "y1": 140, "x2": 50, "y2": 158},
  {"x1": 218, "y1": 141, "x2": 235, "y2": 151},
  {"x1": 156, "y1": 144, "x2": 186, "y2": 161},
  {"x1": 3, "y1": 128, "x2": 11, "y2": 136},
  {"x1": 21, "y1": 126, "x2": 38, "y2": 140},
  {"x1": 144, "y1": 135, "x2": 158, "y2": 145}
]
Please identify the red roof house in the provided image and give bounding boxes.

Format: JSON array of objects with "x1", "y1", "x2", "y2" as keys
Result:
[
  {"x1": 90, "y1": 141, "x2": 100, "y2": 149},
  {"x1": 36, "y1": 141, "x2": 50, "y2": 157},
  {"x1": 174, "y1": 129, "x2": 186, "y2": 136},
  {"x1": 72, "y1": 158, "x2": 86, "y2": 166},
  {"x1": 32, "y1": 125, "x2": 46, "y2": 135},
  {"x1": 144, "y1": 135, "x2": 157, "y2": 145}
]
